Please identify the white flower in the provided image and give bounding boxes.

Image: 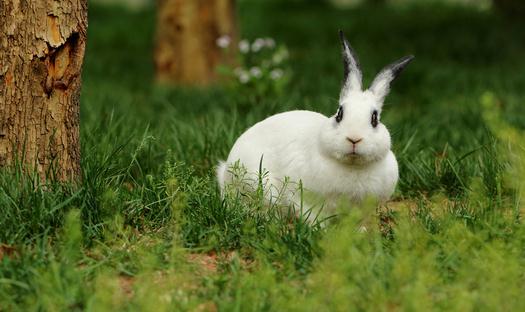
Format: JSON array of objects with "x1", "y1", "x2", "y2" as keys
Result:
[
  {"x1": 235, "y1": 68, "x2": 250, "y2": 83},
  {"x1": 272, "y1": 48, "x2": 289, "y2": 64},
  {"x1": 270, "y1": 69, "x2": 284, "y2": 80},
  {"x1": 250, "y1": 67, "x2": 262, "y2": 78},
  {"x1": 251, "y1": 38, "x2": 265, "y2": 52},
  {"x1": 216, "y1": 35, "x2": 231, "y2": 48},
  {"x1": 234, "y1": 67, "x2": 244, "y2": 76},
  {"x1": 265, "y1": 38, "x2": 276, "y2": 49},
  {"x1": 238, "y1": 40, "x2": 250, "y2": 53},
  {"x1": 239, "y1": 72, "x2": 250, "y2": 84}
]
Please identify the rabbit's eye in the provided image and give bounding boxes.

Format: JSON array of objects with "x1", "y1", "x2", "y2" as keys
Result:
[
  {"x1": 335, "y1": 106, "x2": 344, "y2": 123},
  {"x1": 371, "y1": 110, "x2": 379, "y2": 127}
]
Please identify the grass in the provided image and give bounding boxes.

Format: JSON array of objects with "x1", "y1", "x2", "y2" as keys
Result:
[{"x1": 1, "y1": 1, "x2": 525, "y2": 310}]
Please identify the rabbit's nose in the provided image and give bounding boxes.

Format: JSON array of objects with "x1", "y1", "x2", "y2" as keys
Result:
[{"x1": 346, "y1": 137, "x2": 363, "y2": 145}]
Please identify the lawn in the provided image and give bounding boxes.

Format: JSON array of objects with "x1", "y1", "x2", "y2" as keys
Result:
[{"x1": 1, "y1": 1, "x2": 525, "y2": 310}]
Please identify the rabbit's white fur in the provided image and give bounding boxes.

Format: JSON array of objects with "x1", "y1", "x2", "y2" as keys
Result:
[{"x1": 217, "y1": 31, "x2": 413, "y2": 217}]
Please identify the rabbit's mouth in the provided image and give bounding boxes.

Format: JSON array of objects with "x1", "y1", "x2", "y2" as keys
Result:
[
  {"x1": 342, "y1": 150, "x2": 375, "y2": 166},
  {"x1": 344, "y1": 152, "x2": 365, "y2": 162},
  {"x1": 341, "y1": 153, "x2": 369, "y2": 166}
]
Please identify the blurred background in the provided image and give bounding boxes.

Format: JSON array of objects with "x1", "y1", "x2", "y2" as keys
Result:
[{"x1": 90, "y1": 0, "x2": 495, "y2": 10}]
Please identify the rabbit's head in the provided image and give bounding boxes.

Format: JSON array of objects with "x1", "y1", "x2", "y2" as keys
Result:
[{"x1": 319, "y1": 31, "x2": 414, "y2": 166}]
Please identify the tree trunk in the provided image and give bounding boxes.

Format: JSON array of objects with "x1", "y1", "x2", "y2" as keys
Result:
[
  {"x1": 155, "y1": 0, "x2": 237, "y2": 85},
  {"x1": 0, "y1": 0, "x2": 87, "y2": 182}
]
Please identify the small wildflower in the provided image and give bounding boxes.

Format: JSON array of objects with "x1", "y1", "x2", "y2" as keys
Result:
[
  {"x1": 251, "y1": 38, "x2": 265, "y2": 52},
  {"x1": 234, "y1": 67, "x2": 244, "y2": 76},
  {"x1": 216, "y1": 35, "x2": 231, "y2": 48},
  {"x1": 250, "y1": 67, "x2": 262, "y2": 78},
  {"x1": 239, "y1": 72, "x2": 250, "y2": 84},
  {"x1": 272, "y1": 48, "x2": 289, "y2": 64},
  {"x1": 265, "y1": 38, "x2": 276, "y2": 49},
  {"x1": 239, "y1": 40, "x2": 250, "y2": 53},
  {"x1": 270, "y1": 69, "x2": 284, "y2": 80}
]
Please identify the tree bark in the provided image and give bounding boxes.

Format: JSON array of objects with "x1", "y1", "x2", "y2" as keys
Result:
[
  {"x1": 154, "y1": 0, "x2": 237, "y2": 85},
  {"x1": 0, "y1": 0, "x2": 87, "y2": 182}
]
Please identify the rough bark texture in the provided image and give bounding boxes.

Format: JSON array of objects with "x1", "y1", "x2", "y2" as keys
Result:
[
  {"x1": 155, "y1": 0, "x2": 237, "y2": 85},
  {"x1": 0, "y1": 0, "x2": 87, "y2": 181}
]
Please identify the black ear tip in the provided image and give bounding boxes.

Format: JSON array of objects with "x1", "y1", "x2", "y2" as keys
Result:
[
  {"x1": 390, "y1": 55, "x2": 415, "y2": 78},
  {"x1": 338, "y1": 30, "x2": 345, "y2": 41},
  {"x1": 399, "y1": 55, "x2": 415, "y2": 67},
  {"x1": 400, "y1": 55, "x2": 415, "y2": 66}
]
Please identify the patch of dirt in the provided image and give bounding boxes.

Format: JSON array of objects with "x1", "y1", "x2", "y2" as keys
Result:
[
  {"x1": 195, "y1": 302, "x2": 218, "y2": 312},
  {"x1": 186, "y1": 250, "x2": 256, "y2": 274},
  {"x1": 118, "y1": 275, "x2": 135, "y2": 299},
  {"x1": 0, "y1": 244, "x2": 17, "y2": 260},
  {"x1": 187, "y1": 251, "x2": 219, "y2": 273}
]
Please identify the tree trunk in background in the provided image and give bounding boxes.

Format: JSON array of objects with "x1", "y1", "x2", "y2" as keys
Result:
[
  {"x1": 155, "y1": 0, "x2": 237, "y2": 85},
  {"x1": 493, "y1": 0, "x2": 525, "y2": 15},
  {"x1": 0, "y1": 0, "x2": 87, "y2": 182}
]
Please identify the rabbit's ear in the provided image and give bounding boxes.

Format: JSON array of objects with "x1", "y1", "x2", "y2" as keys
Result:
[
  {"x1": 369, "y1": 55, "x2": 414, "y2": 103},
  {"x1": 339, "y1": 30, "x2": 362, "y2": 99}
]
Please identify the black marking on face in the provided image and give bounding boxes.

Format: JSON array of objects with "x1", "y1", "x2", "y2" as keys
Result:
[
  {"x1": 371, "y1": 110, "x2": 379, "y2": 128},
  {"x1": 335, "y1": 106, "x2": 344, "y2": 123}
]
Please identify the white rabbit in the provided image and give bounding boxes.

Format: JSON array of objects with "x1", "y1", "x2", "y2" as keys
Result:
[{"x1": 217, "y1": 30, "x2": 414, "y2": 219}]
